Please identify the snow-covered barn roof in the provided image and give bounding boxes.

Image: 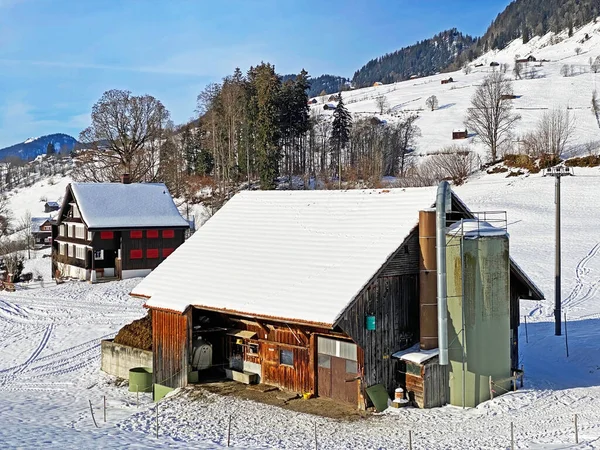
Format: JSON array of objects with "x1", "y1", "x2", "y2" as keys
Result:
[
  {"x1": 31, "y1": 217, "x2": 52, "y2": 233},
  {"x1": 65, "y1": 182, "x2": 189, "y2": 230},
  {"x1": 133, "y1": 187, "x2": 439, "y2": 326},
  {"x1": 132, "y1": 187, "x2": 544, "y2": 326}
]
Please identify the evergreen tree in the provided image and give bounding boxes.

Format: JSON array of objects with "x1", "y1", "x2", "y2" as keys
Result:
[
  {"x1": 330, "y1": 95, "x2": 352, "y2": 187},
  {"x1": 248, "y1": 63, "x2": 281, "y2": 190},
  {"x1": 46, "y1": 141, "x2": 55, "y2": 155},
  {"x1": 522, "y1": 21, "x2": 530, "y2": 44}
]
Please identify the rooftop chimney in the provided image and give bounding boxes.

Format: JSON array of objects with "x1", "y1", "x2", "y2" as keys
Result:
[{"x1": 121, "y1": 173, "x2": 131, "y2": 184}]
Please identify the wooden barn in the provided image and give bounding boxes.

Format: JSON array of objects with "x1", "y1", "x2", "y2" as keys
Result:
[
  {"x1": 452, "y1": 128, "x2": 468, "y2": 139},
  {"x1": 44, "y1": 201, "x2": 60, "y2": 213},
  {"x1": 441, "y1": 77, "x2": 454, "y2": 84},
  {"x1": 52, "y1": 175, "x2": 190, "y2": 281},
  {"x1": 516, "y1": 55, "x2": 536, "y2": 64},
  {"x1": 131, "y1": 188, "x2": 543, "y2": 408},
  {"x1": 32, "y1": 217, "x2": 53, "y2": 245}
]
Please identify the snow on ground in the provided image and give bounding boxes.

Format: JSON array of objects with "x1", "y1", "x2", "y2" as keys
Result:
[
  {"x1": 1, "y1": 168, "x2": 599, "y2": 449},
  {"x1": 312, "y1": 22, "x2": 600, "y2": 162},
  {"x1": 2, "y1": 27, "x2": 600, "y2": 449},
  {"x1": 6, "y1": 175, "x2": 71, "y2": 222}
]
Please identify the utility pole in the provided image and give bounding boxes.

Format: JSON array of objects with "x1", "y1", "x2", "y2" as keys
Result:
[{"x1": 543, "y1": 166, "x2": 573, "y2": 336}]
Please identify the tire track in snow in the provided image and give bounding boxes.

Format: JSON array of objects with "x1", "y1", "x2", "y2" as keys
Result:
[
  {"x1": 0, "y1": 323, "x2": 53, "y2": 386},
  {"x1": 562, "y1": 242, "x2": 600, "y2": 311}
]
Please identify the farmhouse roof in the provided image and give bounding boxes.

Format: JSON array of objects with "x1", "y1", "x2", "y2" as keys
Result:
[
  {"x1": 132, "y1": 188, "x2": 544, "y2": 326},
  {"x1": 63, "y1": 182, "x2": 189, "y2": 230},
  {"x1": 31, "y1": 217, "x2": 52, "y2": 233},
  {"x1": 45, "y1": 201, "x2": 59, "y2": 207}
]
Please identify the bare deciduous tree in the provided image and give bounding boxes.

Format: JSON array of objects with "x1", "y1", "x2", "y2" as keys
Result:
[
  {"x1": 463, "y1": 65, "x2": 472, "y2": 75},
  {"x1": 426, "y1": 95, "x2": 439, "y2": 111},
  {"x1": 465, "y1": 72, "x2": 521, "y2": 161},
  {"x1": 575, "y1": 47, "x2": 582, "y2": 55},
  {"x1": 561, "y1": 64, "x2": 570, "y2": 77},
  {"x1": 74, "y1": 89, "x2": 170, "y2": 183},
  {"x1": 429, "y1": 146, "x2": 477, "y2": 185},
  {"x1": 521, "y1": 108, "x2": 576, "y2": 157},
  {"x1": 375, "y1": 95, "x2": 389, "y2": 114},
  {"x1": 592, "y1": 56, "x2": 600, "y2": 73},
  {"x1": 513, "y1": 62, "x2": 522, "y2": 80},
  {"x1": 18, "y1": 210, "x2": 33, "y2": 260},
  {"x1": 592, "y1": 90, "x2": 600, "y2": 129}
]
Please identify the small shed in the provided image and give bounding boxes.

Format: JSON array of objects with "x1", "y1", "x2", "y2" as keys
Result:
[
  {"x1": 308, "y1": 99, "x2": 318, "y2": 105},
  {"x1": 490, "y1": 61, "x2": 500, "y2": 67},
  {"x1": 441, "y1": 77, "x2": 454, "y2": 85},
  {"x1": 44, "y1": 201, "x2": 60, "y2": 213},
  {"x1": 323, "y1": 103, "x2": 337, "y2": 110},
  {"x1": 373, "y1": 81, "x2": 383, "y2": 87},
  {"x1": 516, "y1": 55, "x2": 536, "y2": 64},
  {"x1": 452, "y1": 128, "x2": 468, "y2": 139},
  {"x1": 500, "y1": 94, "x2": 518, "y2": 101},
  {"x1": 328, "y1": 94, "x2": 340, "y2": 102},
  {"x1": 394, "y1": 348, "x2": 448, "y2": 408}
]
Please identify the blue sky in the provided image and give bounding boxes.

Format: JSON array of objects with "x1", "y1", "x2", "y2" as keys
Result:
[{"x1": 0, "y1": 0, "x2": 511, "y2": 148}]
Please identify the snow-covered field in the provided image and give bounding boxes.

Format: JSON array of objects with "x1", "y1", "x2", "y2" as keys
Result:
[
  {"x1": 313, "y1": 21, "x2": 600, "y2": 162},
  {"x1": 1, "y1": 26, "x2": 600, "y2": 449}
]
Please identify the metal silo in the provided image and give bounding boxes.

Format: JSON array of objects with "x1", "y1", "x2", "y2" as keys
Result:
[{"x1": 445, "y1": 219, "x2": 511, "y2": 407}]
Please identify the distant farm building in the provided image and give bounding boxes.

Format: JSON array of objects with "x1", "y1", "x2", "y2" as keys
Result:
[
  {"x1": 373, "y1": 82, "x2": 383, "y2": 87},
  {"x1": 515, "y1": 55, "x2": 536, "y2": 64},
  {"x1": 323, "y1": 103, "x2": 337, "y2": 110},
  {"x1": 452, "y1": 128, "x2": 468, "y2": 139},
  {"x1": 409, "y1": 75, "x2": 419, "y2": 80},
  {"x1": 328, "y1": 94, "x2": 340, "y2": 102},
  {"x1": 32, "y1": 217, "x2": 53, "y2": 245},
  {"x1": 441, "y1": 77, "x2": 454, "y2": 85},
  {"x1": 474, "y1": 63, "x2": 484, "y2": 67},
  {"x1": 490, "y1": 61, "x2": 500, "y2": 67},
  {"x1": 308, "y1": 99, "x2": 318, "y2": 105},
  {"x1": 44, "y1": 201, "x2": 60, "y2": 213},
  {"x1": 500, "y1": 94, "x2": 518, "y2": 100}
]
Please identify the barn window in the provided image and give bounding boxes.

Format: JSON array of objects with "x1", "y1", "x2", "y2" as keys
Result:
[
  {"x1": 100, "y1": 231, "x2": 114, "y2": 240},
  {"x1": 130, "y1": 249, "x2": 143, "y2": 259},
  {"x1": 248, "y1": 343, "x2": 259, "y2": 355},
  {"x1": 162, "y1": 248, "x2": 174, "y2": 258},
  {"x1": 345, "y1": 360, "x2": 358, "y2": 374},
  {"x1": 280, "y1": 349, "x2": 294, "y2": 367},
  {"x1": 318, "y1": 354, "x2": 331, "y2": 368},
  {"x1": 162, "y1": 229, "x2": 175, "y2": 239},
  {"x1": 146, "y1": 248, "x2": 159, "y2": 259},
  {"x1": 130, "y1": 230, "x2": 143, "y2": 239},
  {"x1": 146, "y1": 230, "x2": 159, "y2": 238}
]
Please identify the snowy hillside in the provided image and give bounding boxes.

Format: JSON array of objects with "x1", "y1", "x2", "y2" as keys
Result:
[{"x1": 313, "y1": 22, "x2": 600, "y2": 161}]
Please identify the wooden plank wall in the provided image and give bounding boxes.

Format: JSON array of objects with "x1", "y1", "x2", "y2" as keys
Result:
[
  {"x1": 337, "y1": 273, "x2": 419, "y2": 394},
  {"x1": 152, "y1": 309, "x2": 189, "y2": 389}
]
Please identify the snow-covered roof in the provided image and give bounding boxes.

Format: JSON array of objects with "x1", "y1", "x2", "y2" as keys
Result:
[
  {"x1": 392, "y1": 347, "x2": 439, "y2": 364},
  {"x1": 447, "y1": 220, "x2": 508, "y2": 239},
  {"x1": 31, "y1": 217, "x2": 52, "y2": 233},
  {"x1": 453, "y1": 128, "x2": 467, "y2": 133},
  {"x1": 68, "y1": 182, "x2": 189, "y2": 230},
  {"x1": 132, "y1": 187, "x2": 440, "y2": 326},
  {"x1": 45, "y1": 201, "x2": 59, "y2": 207}
]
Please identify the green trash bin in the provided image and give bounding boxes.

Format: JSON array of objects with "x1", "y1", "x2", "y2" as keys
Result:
[{"x1": 129, "y1": 367, "x2": 152, "y2": 393}]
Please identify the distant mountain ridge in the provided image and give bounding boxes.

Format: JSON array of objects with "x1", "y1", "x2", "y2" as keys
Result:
[{"x1": 0, "y1": 134, "x2": 78, "y2": 161}]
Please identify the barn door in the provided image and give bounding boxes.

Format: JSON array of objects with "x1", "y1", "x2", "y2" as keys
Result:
[
  {"x1": 260, "y1": 343, "x2": 280, "y2": 387},
  {"x1": 317, "y1": 354, "x2": 331, "y2": 398}
]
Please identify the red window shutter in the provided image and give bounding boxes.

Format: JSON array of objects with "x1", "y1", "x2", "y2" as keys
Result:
[
  {"x1": 130, "y1": 249, "x2": 143, "y2": 259},
  {"x1": 100, "y1": 231, "x2": 114, "y2": 240},
  {"x1": 146, "y1": 248, "x2": 159, "y2": 259},
  {"x1": 147, "y1": 230, "x2": 159, "y2": 238},
  {"x1": 162, "y1": 229, "x2": 175, "y2": 239},
  {"x1": 130, "y1": 230, "x2": 143, "y2": 239},
  {"x1": 162, "y1": 248, "x2": 174, "y2": 258}
]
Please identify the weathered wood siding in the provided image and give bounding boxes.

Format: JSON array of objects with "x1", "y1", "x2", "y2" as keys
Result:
[
  {"x1": 397, "y1": 357, "x2": 449, "y2": 408},
  {"x1": 337, "y1": 274, "x2": 419, "y2": 394},
  {"x1": 152, "y1": 309, "x2": 189, "y2": 389},
  {"x1": 379, "y1": 231, "x2": 420, "y2": 277}
]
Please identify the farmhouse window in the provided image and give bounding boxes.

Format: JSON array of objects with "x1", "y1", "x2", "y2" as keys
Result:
[
  {"x1": 146, "y1": 230, "x2": 159, "y2": 238},
  {"x1": 72, "y1": 205, "x2": 80, "y2": 218},
  {"x1": 162, "y1": 248, "x2": 174, "y2": 258},
  {"x1": 94, "y1": 250, "x2": 104, "y2": 260},
  {"x1": 75, "y1": 246, "x2": 86, "y2": 260},
  {"x1": 87, "y1": 231, "x2": 92, "y2": 241},
  {"x1": 59, "y1": 225, "x2": 65, "y2": 236},
  {"x1": 130, "y1": 249, "x2": 143, "y2": 259},
  {"x1": 146, "y1": 248, "x2": 159, "y2": 259},
  {"x1": 130, "y1": 230, "x2": 143, "y2": 239},
  {"x1": 100, "y1": 231, "x2": 114, "y2": 240},
  {"x1": 68, "y1": 245, "x2": 73, "y2": 257},
  {"x1": 162, "y1": 229, "x2": 175, "y2": 238},
  {"x1": 280, "y1": 349, "x2": 294, "y2": 367},
  {"x1": 75, "y1": 225, "x2": 85, "y2": 239},
  {"x1": 59, "y1": 243, "x2": 66, "y2": 255}
]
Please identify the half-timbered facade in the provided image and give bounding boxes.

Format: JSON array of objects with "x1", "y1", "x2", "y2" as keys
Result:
[
  {"x1": 52, "y1": 177, "x2": 190, "y2": 281},
  {"x1": 131, "y1": 188, "x2": 543, "y2": 408}
]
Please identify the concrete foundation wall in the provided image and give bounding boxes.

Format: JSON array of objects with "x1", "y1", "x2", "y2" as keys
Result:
[
  {"x1": 101, "y1": 339, "x2": 153, "y2": 380},
  {"x1": 122, "y1": 269, "x2": 152, "y2": 279}
]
